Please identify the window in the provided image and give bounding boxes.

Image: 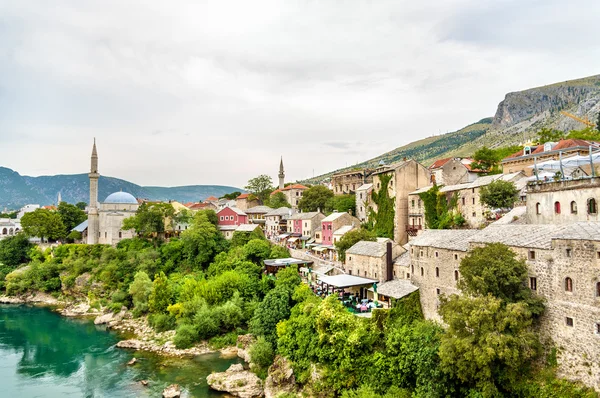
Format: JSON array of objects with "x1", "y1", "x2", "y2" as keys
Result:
[
  {"x1": 472, "y1": 198, "x2": 475, "y2": 205},
  {"x1": 411, "y1": 248, "x2": 414, "y2": 254},
  {"x1": 454, "y1": 254, "x2": 458, "y2": 260},
  {"x1": 596, "y1": 282, "x2": 600, "y2": 297},
  {"x1": 374, "y1": 272, "x2": 377, "y2": 278},
  {"x1": 118, "y1": 231, "x2": 122, "y2": 238},
  {"x1": 435, "y1": 251, "x2": 439, "y2": 258},
  {"x1": 529, "y1": 277, "x2": 537, "y2": 291},
  {"x1": 349, "y1": 270, "x2": 352, "y2": 275},
  {"x1": 529, "y1": 250, "x2": 536, "y2": 260},
  {"x1": 454, "y1": 270, "x2": 459, "y2": 281},
  {"x1": 588, "y1": 198, "x2": 597, "y2": 214},
  {"x1": 554, "y1": 201, "x2": 561, "y2": 214},
  {"x1": 435, "y1": 267, "x2": 439, "y2": 277},
  {"x1": 105, "y1": 232, "x2": 107, "y2": 238},
  {"x1": 411, "y1": 265, "x2": 414, "y2": 273},
  {"x1": 472, "y1": 212, "x2": 476, "y2": 217},
  {"x1": 566, "y1": 317, "x2": 574, "y2": 327},
  {"x1": 462, "y1": 197, "x2": 465, "y2": 206},
  {"x1": 304, "y1": 222, "x2": 307, "y2": 227},
  {"x1": 420, "y1": 250, "x2": 424, "y2": 257},
  {"x1": 360, "y1": 193, "x2": 363, "y2": 199},
  {"x1": 412, "y1": 200, "x2": 415, "y2": 207},
  {"x1": 406, "y1": 273, "x2": 410, "y2": 279},
  {"x1": 571, "y1": 201, "x2": 578, "y2": 214},
  {"x1": 472, "y1": 188, "x2": 475, "y2": 193},
  {"x1": 596, "y1": 323, "x2": 600, "y2": 334},
  {"x1": 565, "y1": 277, "x2": 573, "y2": 292},
  {"x1": 420, "y1": 267, "x2": 424, "y2": 276},
  {"x1": 536, "y1": 203, "x2": 541, "y2": 215},
  {"x1": 364, "y1": 271, "x2": 367, "y2": 277},
  {"x1": 566, "y1": 248, "x2": 572, "y2": 258},
  {"x1": 436, "y1": 288, "x2": 441, "y2": 295},
  {"x1": 348, "y1": 256, "x2": 352, "y2": 261}
]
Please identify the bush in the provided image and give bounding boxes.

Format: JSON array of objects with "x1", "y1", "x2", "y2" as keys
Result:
[
  {"x1": 149, "y1": 313, "x2": 176, "y2": 332},
  {"x1": 208, "y1": 330, "x2": 242, "y2": 349},
  {"x1": 194, "y1": 305, "x2": 220, "y2": 339},
  {"x1": 173, "y1": 324, "x2": 198, "y2": 349},
  {"x1": 249, "y1": 336, "x2": 274, "y2": 369}
]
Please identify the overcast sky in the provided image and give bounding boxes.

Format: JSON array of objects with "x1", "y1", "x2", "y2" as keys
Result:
[{"x1": 1, "y1": 0, "x2": 599, "y2": 188}]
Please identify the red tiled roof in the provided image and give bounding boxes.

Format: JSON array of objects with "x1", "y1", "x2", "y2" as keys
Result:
[
  {"x1": 504, "y1": 139, "x2": 600, "y2": 161},
  {"x1": 429, "y1": 157, "x2": 452, "y2": 169},
  {"x1": 189, "y1": 203, "x2": 208, "y2": 210},
  {"x1": 183, "y1": 202, "x2": 195, "y2": 208},
  {"x1": 270, "y1": 189, "x2": 282, "y2": 196},
  {"x1": 205, "y1": 196, "x2": 218, "y2": 201},
  {"x1": 237, "y1": 193, "x2": 250, "y2": 199},
  {"x1": 270, "y1": 184, "x2": 308, "y2": 195}
]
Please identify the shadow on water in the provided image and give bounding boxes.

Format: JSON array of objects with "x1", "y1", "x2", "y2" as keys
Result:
[{"x1": 0, "y1": 304, "x2": 241, "y2": 397}]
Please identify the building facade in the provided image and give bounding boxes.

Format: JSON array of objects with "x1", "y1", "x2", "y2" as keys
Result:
[
  {"x1": 345, "y1": 239, "x2": 404, "y2": 282},
  {"x1": 331, "y1": 169, "x2": 373, "y2": 195},
  {"x1": 286, "y1": 212, "x2": 325, "y2": 238},
  {"x1": 355, "y1": 183, "x2": 373, "y2": 223},
  {"x1": 321, "y1": 211, "x2": 360, "y2": 246}
]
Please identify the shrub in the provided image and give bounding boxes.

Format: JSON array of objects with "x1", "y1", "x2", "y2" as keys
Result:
[
  {"x1": 249, "y1": 336, "x2": 274, "y2": 369},
  {"x1": 173, "y1": 324, "x2": 198, "y2": 349},
  {"x1": 149, "y1": 313, "x2": 176, "y2": 332},
  {"x1": 194, "y1": 305, "x2": 220, "y2": 339}
]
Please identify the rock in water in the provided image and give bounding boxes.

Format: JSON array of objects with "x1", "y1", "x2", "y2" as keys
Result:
[
  {"x1": 206, "y1": 363, "x2": 263, "y2": 398},
  {"x1": 264, "y1": 356, "x2": 297, "y2": 398},
  {"x1": 127, "y1": 358, "x2": 137, "y2": 366},
  {"x1": 236, "y1": 334, "x2": 255, "y2": 363},
  {"x1": 162, "y1": 384, "x2": 181, "y2": 398}
]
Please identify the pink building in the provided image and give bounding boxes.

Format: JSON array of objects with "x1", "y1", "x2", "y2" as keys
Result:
[
  {"x1": 217, "y1": 207, "x2": 248, "y2": 227},
  {"x1": 321, "y1": 212, "x2": 360, "y2": 245}
]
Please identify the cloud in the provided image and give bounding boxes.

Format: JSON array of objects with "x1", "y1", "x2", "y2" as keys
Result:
[{"x1": 0, "y1": 0, "x2": 599, "y2": 189}]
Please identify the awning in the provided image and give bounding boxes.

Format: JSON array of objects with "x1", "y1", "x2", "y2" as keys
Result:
[
  {"x1": 312, "y1": 246, "x2": 327, "y2": 252},
  {"x1": 300, "y1": 236, "x2": 311, "y2": 241},
  {"x1": 307, "y1": 238, "x2": 315, "y2": 244},
  {"x1": 278, "y1": 233, "x2": 291, "y2": 239},
  {"x1": 317, "y1": 274, "x2": 377, "y2": 288},
  {"x1": 288, "y1": 237, "x2": 299, "y2": 243}
]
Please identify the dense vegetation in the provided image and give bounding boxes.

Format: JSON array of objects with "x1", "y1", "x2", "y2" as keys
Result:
[
  {"x1": 366, "y1": 174, "x2": 395, "y2": 238},
  {"x1": 419, "y1": 185, "x2": 464, "y2": 229}
]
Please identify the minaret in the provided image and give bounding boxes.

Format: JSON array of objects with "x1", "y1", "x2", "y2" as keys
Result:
[
  {"x1": 57, "y1": 192, "x2": 62, "y2": 206},
  {"x1": 87, "y1": 139, "x2": 100, "y2": 244},
  {"x1": 278, "y1": 157, "x2": 285, "y2": 190}
]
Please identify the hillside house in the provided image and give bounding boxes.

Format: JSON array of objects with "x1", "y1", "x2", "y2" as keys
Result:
[
  {"x1": 331, "y1": 168, "x2": 373, "y2": 195},
  {"x1": 345, "y1": 238, "x2": 405, "y2": 282},
  {"x1": 321, "y1": 211, "x2": 361, "y2": 246},
  {"x1": 217, "y1": 207, "x2": 247, "y2": 238},
  {"x1": 265, "y1": 207, "x2": 296, "y2": 239},
  {"x1": 270, "y1": 184, "x2": 309, "y2": 209},
  {"x1": 236, "y1": 193, "x2": 259, "y2": 210},
  {"x1": 286, "y1": 212, "x2": 325, "y2": 241},
  {"x1": 429, "y1": 157, "x2": 480, "y2": 185},
  {"x1": 355, "y1": 183, "x2": 373, "y2": 223}
]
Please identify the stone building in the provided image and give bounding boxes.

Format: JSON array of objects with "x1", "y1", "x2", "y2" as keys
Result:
[
  {"x1": 370, "y1": 160, "x2": 431, "y2": 245},
  {"x1": 331, "y1": 168, "x2": 373, "y2": 195},
  {"x1": 235, "y1": 193, "x2": 259, "y2": 210},
  {"x1": 265, "y1": 207, "x2": 296, "y2": 239},
  {"x1": 270, "y1": 184, "x2": 309, "y2": 209},
  {"x1": 244, "y1": 205, "x2": 272, "y2": 230},
  {"x1": 86, "y1": 140, "x2": 139, "y2": 245},
  {"x1": 320, "y1": 211, "x2": 360, "y2": 246},
  {"x1": 345, "y1": 238, "x2": 405, "y2": 282},
  {"x1": 287, "y1": 211, "x2": 325, "y2": 239},
  {"x1": 501, "y1": 139, "x2": 600, "y2": 176},
  {"x1": 0, "y1": 218, "x2": 21, "y2": 239},
  {"x1": 355, "y1": 183, "x2": 373, "y2": 223},
  {"x1": 527, "y1": 177, "x2": 600, "y2": 224},
  {"x1": 408, "y1": 223, "x2": 600, "y2": 390},
  {"x1": 429, "y1": 157, "x2": 479, "y2": 185}
]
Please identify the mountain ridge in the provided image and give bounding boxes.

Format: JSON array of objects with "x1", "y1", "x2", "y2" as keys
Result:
[{"x1": 0, "y1": 167, "x2": 241, "y2": 209}]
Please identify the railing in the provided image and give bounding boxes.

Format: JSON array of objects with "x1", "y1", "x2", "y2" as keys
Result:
[{"x1": 405, "y1": 225, "x2": 422, "y2": 236}]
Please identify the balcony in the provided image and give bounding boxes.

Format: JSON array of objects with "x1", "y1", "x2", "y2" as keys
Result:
[{"x1": 405, "y1": 225, "x2": 422, "y2": 236}]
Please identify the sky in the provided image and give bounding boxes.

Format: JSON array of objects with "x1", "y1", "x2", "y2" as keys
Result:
[{"x1": 1, "y1": 0, "x2": 599, "y2": 189}]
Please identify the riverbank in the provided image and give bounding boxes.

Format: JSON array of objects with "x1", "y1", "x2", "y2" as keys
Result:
[{"x1": 0, "y1": 293, "x2": 238, "y2": 360}]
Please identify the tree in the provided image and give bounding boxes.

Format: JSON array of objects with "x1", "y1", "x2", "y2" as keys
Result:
[
  {"x1": 57, "y1": 201, "x2": 87, "y2": 232},
  {"x1": 20, "y1": 209, "x2": 66, "y2": 242},
  {"x1": 250, "y1": 286, "x2": 293, "y2": 346},
  {"x1": 0, "y1": 234, "x2": 32, "y2": 268},
  {"x1": 180, "y1": 211, "x2": 229, "y2": 270},
  {"x1": 298, "y1": 185, "x2": 333, "y2": 212},
  {"x1": 536, "y1": 128, "x2": 565, "y2": 143},
  {"x1": 148, "y1": 272, "x2": 174, "y2": 314},
  {"x1": 331, "y1": 194, "x2": 356, "y2": 215},
  {"x1": 367, "y1": 174, "x2": 395, "y2": 238},
  {"x1": 75, "y1": 202, "x2": 87, "y2": 210},
  {"x1": 419, "y1": 185, "x2": 462, "y2": 229},
  {"x1": 471, "y1": 146, "x2": 501, "y2": 174},
  {"x1": 221, "y1": 191, "x2": 241, "y2": 200},
  {"x1": 267, "y1": 191, "x2": 291, "y2": 208},
  {"x1": 129, "y1": 271, "x2": 153, "y2": 315},
  {"x1": 122, "y1": 202, "x2": 175, "y2": 240},
  {"x1": 245, "y1": 175, "x2": 274, "y2": 204},
  {"x1": 335, "y1": 228, "x2": 376, "y2": 262},
  {"x1": 479, "y1": 180, "x2": 519, "y2": 209}
]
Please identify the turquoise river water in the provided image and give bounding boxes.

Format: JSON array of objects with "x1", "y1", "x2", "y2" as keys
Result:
[{"x1": 0, "y1": 304, "x2": 241, "y2": 397}]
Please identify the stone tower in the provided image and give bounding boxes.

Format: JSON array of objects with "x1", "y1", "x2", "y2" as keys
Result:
[
  {"x1": 278, "y1": 157, "x2": 285, "y2": 190},
  {"x1": 87, "y1": 139, "x2": 100, "y2": 244}
]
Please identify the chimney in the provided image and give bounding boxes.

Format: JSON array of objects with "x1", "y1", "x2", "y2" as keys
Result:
[{"x1": 386, "y1": 241, "x2": 393, "y2": 281}]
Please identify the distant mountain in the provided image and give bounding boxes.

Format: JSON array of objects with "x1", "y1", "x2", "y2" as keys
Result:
[
  {"x1": 0, "y1": 167, "x2": 241, "y2": 209},
  {"x1": 302, "y1": 74, "x2": 600, "y2": 184}
]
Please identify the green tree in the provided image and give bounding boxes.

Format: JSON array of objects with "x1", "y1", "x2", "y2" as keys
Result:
[
  {"x1": 148, "y1": 272, "x2": 174, "y2": 314},
  {"x1": 0, "y1": 234, "x2": 32, "y2": 267},
  {"x1": 536, "y1": 128, "x2": 565, "y2": 143},
  {"x1": 221, "y1": 191, "x2": 241, "y2": 200},
  {"x1": 122, "y1": 202, "x2": 176, "y2": 240},
  {"x1": 75, "y1": 202, "x2": 87, "y2": 210},
  {"x1": 331, "y1": 194, "x2": 356, "y2": 215},
  {"x1": 566, "y1": 126, "x2": 600, "y2": 141},
  {"x1": 419, "y1": 185, "x2": 461, "y2": 229},
  {"x1": 267, "y1": 191, "x2": 291, "y2": 208},
  {"x1": 20, "y1": 209, "x2": 66, "y2": 242},
  {"x1": 471, "y1": 146, "x2": 501, "y2": 174},
  {"x1": 57, "y1": 201, "x2": 87, "y2": 232},
  {"x1": 335, "y1": 228, "x2": 376, "y2": 262},
  {"x1": 250, "y1": 286, "x2": 293, "y2": 346},
  {"x1": 129, "y1": 271, "x2": 153, "y2": 315},
  {"x1": 249, "y1": 336, "x2": 275, "y2": 369},
  {"x1": 245, "y1": 175, "x2": 274, "y2": 204},
  {"x1": 479, "y1": 180, "x2": 519, "y2": 209},
  {"x1": 180, "y1": 211, "x2": 229, "y2": 270},
  {"x1": 298, "y1": 185, "x2": 334, "y2": 212}
]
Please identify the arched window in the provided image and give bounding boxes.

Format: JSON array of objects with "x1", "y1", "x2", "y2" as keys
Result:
[
  {"x1": 435, "y1": 267, "x2": 440, "y2": 277},
  {"x1": 536, "y1": 203, "x2": 541, "y2": 215},
  {"x1": 454, "y1": 270, "x2": 459, "y2": 281},
  {"x1": 554, "y1": 201, "x2": 561, "y2": 214},
  {"x1": 565, "y1": 277, "x2": 573, "y2": 292},
  {"x1": 571, "y1": 201, "x2": 578, "y2": 214},
  {"x1": 588, "y1": 198, "x2": 597, "y2": 214},
  {"x1": 1, "y1": 228, "x2": 6, "y2": 235}
]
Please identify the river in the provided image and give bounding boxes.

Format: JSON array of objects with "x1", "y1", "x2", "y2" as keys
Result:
[{"x1": 0, "y1": 304, "x2": 241, "y2": 397}]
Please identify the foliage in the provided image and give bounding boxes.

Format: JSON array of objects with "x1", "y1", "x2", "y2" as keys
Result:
[
  {"x1": 0, "y1": 234, "x2": 32, "y2": 268},
  {"x1": 179, "y1": 211, "x2": 229, "y2": 270},
  {"x1": 367, "y1": 174, "x2": 395, "y2": 238},
  {"x1": 251, "y1": 286, "x2": 294, "y2": 346},
  {"x1": 298, "y1": 185, "x2": 334, "y2": 213},
  {"x1": 148, "y1": 272, "x2": 174, "y2": 314},
  {"x1": 231, "y1": 229, "x2": 265, "y2": 248},
  {"x1": 128, "y1": 271, "x2": 153, "y2": 316},
  {"x1": 148, "y1": 313, "x2": 176, "y2": 332},
  {"x1": 419, "y1": 185, "x2": 461, "y2": 229},
  {"x1": 537, "y1": 128, "x2": 565, "y2": 143},
  {"x1": 20, "y1": 209, "x2": 66, "y2": 242},
  {"x1": 267, "y1": 191, "x2": 291, "y2": 208},
  {"x1": 173, "y1": 324, "x2": 198, "y2": 349},
  {"x1": 245, "y1": 175, "x2": 274, "y2": 204},
  {"x1": 566, "y1": 126, "x2": 600, "y2": 141},
  {"x1": 75, "y1": 202, "x2": 87, "y2": 210},
  {"x1": 66, "y1": 230, "x2": 83, "y2": 243},
  {"x1": 122, "y1": 202, "x2": 176, "y2": 239},
  {"x1": 221, "y1": 191, "x2": 241, "y2": 200},
  {"x1": 479, "y1": 180, "x2": 519, "y2": 209},
  {"x1": 330, "y1": 194, "x2": 356, "y2": 215},
  {"x1": 249, "y1": 336, "x2": 275, "y2": 369},
  {"x1": 335, "y1": 228, "x2": 376, "y2": 263},
  {"x1": 57, "y1": 201, "x2": 87, "y2": 233},
  {"x1": 471, "y1": 146, "x2": 501, "y2": 174},
  {"x1": 0, "y1": 211, "x2": 18, "y2": 219}
]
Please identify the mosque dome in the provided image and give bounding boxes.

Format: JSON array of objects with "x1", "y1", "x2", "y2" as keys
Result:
[{"x1": 104, "y1": 191, "x2": 138, "y2": 204}]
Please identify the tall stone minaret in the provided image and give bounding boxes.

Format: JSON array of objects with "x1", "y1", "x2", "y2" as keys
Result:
[
  {"x1": 278, "y1": 157, "x2": 285, "y2": 190},
  {"x1": 87, "y1": 139, "x2": 100, "y2": 244},
  {"x1": 57, "y1": 192, "x2": 62, "y2": 206}
]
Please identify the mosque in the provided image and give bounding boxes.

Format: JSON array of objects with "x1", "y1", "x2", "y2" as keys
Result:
[{"x1": 86, "y1": 140, "x2": 139, "y2": 245}]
